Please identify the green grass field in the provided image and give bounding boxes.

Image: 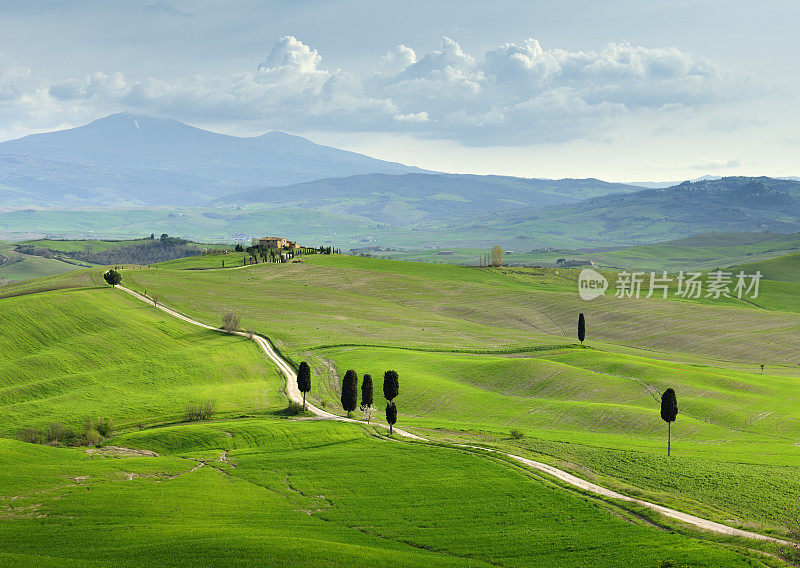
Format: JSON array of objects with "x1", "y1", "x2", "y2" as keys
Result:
[
  {"x1": 0, "y1": 242, "x2": 81, "y2": 285},
  {"x1": 0, "y1": 287, "x2": 285, "y2": 436},
  {"x1": 154, "y1": 251, "x2": 249, "y2": 269},
  {"x1": 110, "y1": 254, "x2": 800, "y2": 536},
  {"x1": 0, "y1": 419, "x2": 779, "y2": 567},
  {"x1": 3, "y1": 250, "x2": 800, "y2": 565}
]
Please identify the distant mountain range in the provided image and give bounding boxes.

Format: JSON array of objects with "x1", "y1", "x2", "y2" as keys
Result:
[
  {"x1": 0, "y1": 114, "x2": 426, "y2": 207},
  {"x1": 2, "y1": 114, "x2": 800, "y2": 249},
  {"x1": 0, "y1": 114, "x2": 647, "y2": 216},
  {"x1": 485, "y1": 177, "x2": 800, "y2": 245},
  {"x1": 215, "y1": 173, "x2": 644, "y2": 225}
]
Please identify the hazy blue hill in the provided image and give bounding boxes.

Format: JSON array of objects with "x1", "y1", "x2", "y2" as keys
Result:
[
  {"x1": 0, "y1": 114, "x2": 426, "y2": 207},
  {"x1": 215, "y1": 172, "x2": 644, "y2": 224},
  {"x1": 485, "y1": 176, "x2": 800, "y2": 245}
]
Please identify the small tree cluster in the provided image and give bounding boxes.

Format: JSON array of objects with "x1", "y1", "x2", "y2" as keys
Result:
[
  {"x1": 326, "y1": 368, "x2": 400, "y2": 434},
  {"x1": 490, "y1": 245, "x2": 504, "y2": 267},
  {"x1": 185, "y1": 400, "x2": 216, "y2": 421},
  {"x1": 17, "y1": 416, "x2": 112, "y2": 447}
]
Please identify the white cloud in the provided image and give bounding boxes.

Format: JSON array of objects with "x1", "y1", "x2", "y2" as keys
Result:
[{"x1": 0, "y1": 35, "x2": 746, "y2": 145}]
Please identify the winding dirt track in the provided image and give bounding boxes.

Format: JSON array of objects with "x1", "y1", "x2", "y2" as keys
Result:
[{"x1": 116, "y1": 284, "x2": 793, "y2": 547}]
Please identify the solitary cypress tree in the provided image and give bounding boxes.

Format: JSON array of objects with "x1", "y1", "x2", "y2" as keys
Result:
[
  {"x1": 660, "y1": 388, "x2": 679, "y2": 456},
  {"x1": 297, "y1": 362, "x2": 311, "y2": 410},
  {"x1": 383, "y1": 370, "x2": 399, "y2": 402},
  {"x1": 341, "y1": 369, "x2": 358, "y2": 414},
  {"x1": 578, "y1": 313, "x2": 586, "y2": 346},
  {"x1": 361, "y1": 374, "x2": 373, "y2": 410},
  {"x1": 386, "y1": 402, "x2": 397, "y2": 435}
]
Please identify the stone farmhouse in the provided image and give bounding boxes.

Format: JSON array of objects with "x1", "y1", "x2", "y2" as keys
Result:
[{"x1": 251, "y1": 237, "x2": 300, "y2": 249}]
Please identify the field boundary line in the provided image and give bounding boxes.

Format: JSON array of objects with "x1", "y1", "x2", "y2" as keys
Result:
[{"x1": 114, "y1": 283, "x2": 796, "y2": 548}]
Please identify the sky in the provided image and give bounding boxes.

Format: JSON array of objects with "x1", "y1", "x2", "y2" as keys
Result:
[{"x1": 0, "y1": 0, "x2": 798, "y2": 181}]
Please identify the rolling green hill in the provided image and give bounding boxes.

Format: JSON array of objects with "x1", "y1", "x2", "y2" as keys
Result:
[
  {"x1": 0, "y1": 280, "x2": 776, "y2": 566},
  {"x1": 0, "y1": 242, "x2": 81, "y2": 285},
  {"x1": 106, "y1": 254, "x2": 800, "y2": 536},
  {"x1": 0, "y1": 287, "x2": 284, "y2": 436},
  {"x1": 0, "y1": 420, "x2": 763, "y2": 568},
  {"x1": 732, "y1": 250, "x2": 800, "y2": 284}
]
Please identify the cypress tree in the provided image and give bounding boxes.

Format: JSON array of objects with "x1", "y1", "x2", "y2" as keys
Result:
[
  {"x1": 383, "y1": 370, "x2": 399, "y2": 402},
  {"x1": 360, "y1": 374, "x2": 373, "y2": 410},
  {"x1": 660, "y1": 388, "x2": 679, "y2": 456},
  {"x1": 341, "y1": 369, "x2": 358, "y2": 414},
  {"x1": 578, "y1": 313, "x2": 586, "y2": 346},
  {"x1": 297, "y1": 362, "x2": 311, "y2": 410},
  {"x1": 386, "y1": 402, "x2": 397, "y2": 435}
]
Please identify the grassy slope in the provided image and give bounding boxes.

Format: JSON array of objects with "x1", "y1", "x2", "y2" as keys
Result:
[
  {"x1": 154, "y1": 251, "x2": 249, "y2": 269},
  {"x1": 118, "y1": 255, "x2": 800, "y2": 533},
  {"x1": 0, "y1": 419, "x2": 771, "y2": 568},
  {"x1": 22, "y1": 239, "x2": 148, "y2": 253},
  {"x1": 0, "y1": 287, "x2": 285, "y2": 435},
  {"x1": 733, "y1": 250, "x2": 800, "y2": 284},
  {"x1": 0, "y1": 242, "x2": 80, "y2": 284}
]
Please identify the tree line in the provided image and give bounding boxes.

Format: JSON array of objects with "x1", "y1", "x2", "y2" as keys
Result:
[
  {"x1": 238, "y1": 244, "x2": 340, "y2": 265},
  {"x1": 17, "y1": 234, "x2": 201, "y2": 266},
  {"x1": 296, "y1": 363, "x2": 400, "y2": 434}
]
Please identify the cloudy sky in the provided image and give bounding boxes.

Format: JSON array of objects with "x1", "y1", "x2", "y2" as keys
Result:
[{"x1": 1, "y1": 0, "x2": 797, "y2": 181}]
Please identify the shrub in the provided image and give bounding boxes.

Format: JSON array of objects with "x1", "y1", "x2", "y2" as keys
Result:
[
  {"x1": 509, "y1": 429, "x2": 525, "y2": 440},
  {"x1": 18, "y1": 428, "x2": 42, "y2": 444},
  {"x1": 84, "y1": 428, "x2": 103, "y2": 447},
  {"x1": 184, "y1": 400, "x2": 216, "y2": 421},
  {"x1": 46, "y1": 422, "x2": 72, "y2": 444},
  {"x1": 221, "y1": 312, "x2": 241, "y2": 333},
  {"x1": 200, "y1": 399, "x2": 216, "y2": 420},
  {"x1": 280, "y1": 402, "x2": 304, "y2": 416},
  {"x1": 96, "y1": 418, "x2": 112, "y2": 437}
]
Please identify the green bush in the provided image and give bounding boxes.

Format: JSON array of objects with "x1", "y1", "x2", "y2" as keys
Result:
[
  {"x1": 283, "y1": 402, "x2": 304, "y2": 416},
  {"x1": 46, "y1": 422, "x2": 73, "y2": 444},
  {"x1": 18, "y1": 428, "x2": 42, "y2": 444},
  {"x1": 509, "y1": 429, "x2": 525, "y2": 440},
  {"x1": 84, "y1": 428, "x2": 103, "y2": 447},
  {"x1": 96, "y1": 418, "x2": 113, "y2": 437},
  {"x1": 184, "y1": 400, "x2": 216, "y2": 422}
]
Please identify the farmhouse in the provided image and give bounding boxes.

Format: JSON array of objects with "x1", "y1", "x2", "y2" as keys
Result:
[{"x1": 252, "y1": 237, "x2": 299, "y2": 249}]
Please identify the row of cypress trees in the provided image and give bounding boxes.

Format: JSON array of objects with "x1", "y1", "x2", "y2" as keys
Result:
[
  {"x1": 342, "y1": 369, "x2": 399, "y2": 434},
  {"x1": 295, "y1": 363, "x2": 400, "y2": 434}
]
